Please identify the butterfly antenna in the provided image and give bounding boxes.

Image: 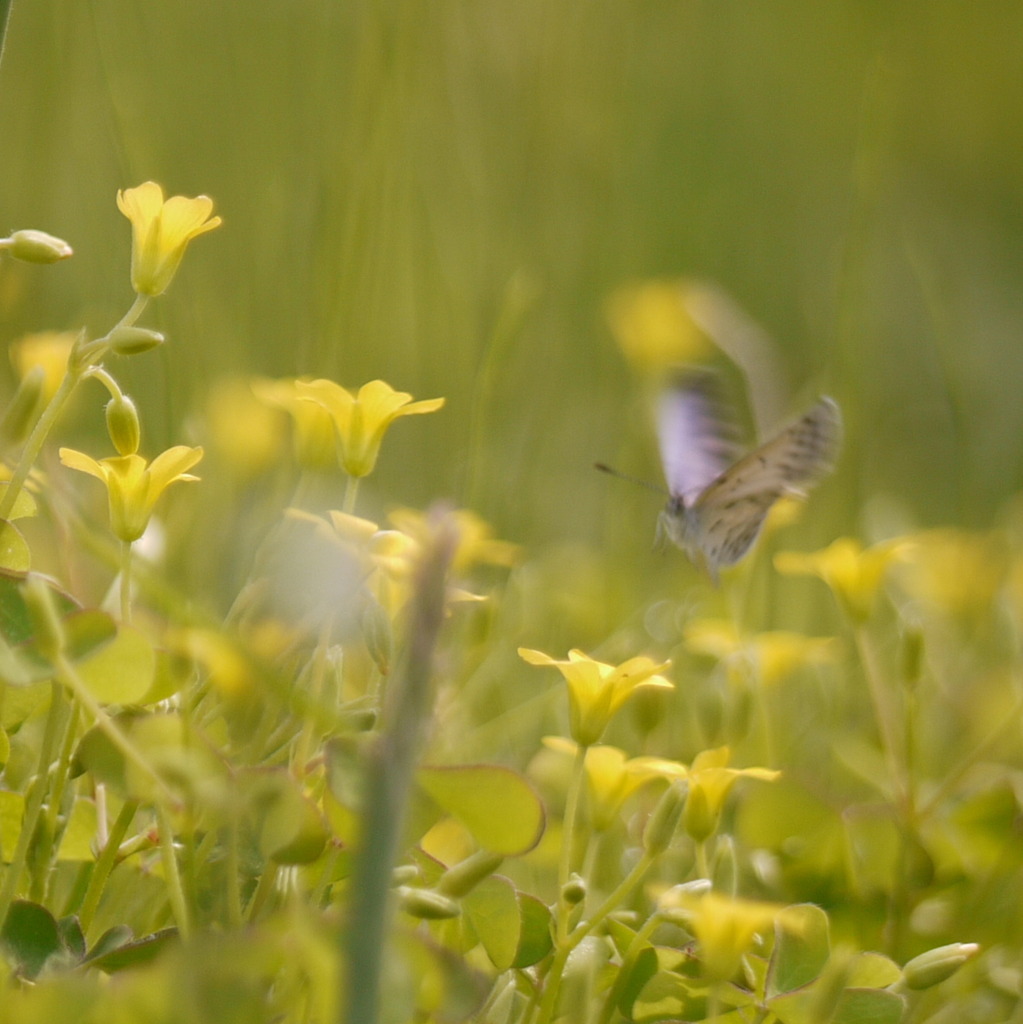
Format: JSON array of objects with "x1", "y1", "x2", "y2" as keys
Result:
[{"x1": 594, "y1": 462, "x2": 667, "y2": 496}]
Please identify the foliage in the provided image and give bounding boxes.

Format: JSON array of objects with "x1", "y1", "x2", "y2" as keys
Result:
[{"x1": 1, "y1": 6, "x2": 1022, "y2": 1022}]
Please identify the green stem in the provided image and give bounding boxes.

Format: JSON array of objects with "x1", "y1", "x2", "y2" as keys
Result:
[
  {"x1": 293, "y1": 616, "x2": 334, "y2": 776},
  {"x1": 341, "y1": 474, "x2": 360, "y2": 515},
  {"x1": 0, "y1": 682, "x2": 66, "y2": 926},
  {"x1": 0, "y1": 368, "x2": 81, "y2": 521},
  {"x1": 0, "y1": 293, "x2": 148, "y2": 522},
  {"x1": 246, "y1": 860, "x2": 280, "y2": 923},
  {"x1": 853, "y1": 626, "x2": 909, "y2": 812},
  {"x1": 556, "y1": 745, "x2": 588, "y2": 943},
  {"x1": 119, "y1": 540, "x2": 133, "y2": 623},
  {"x1": 53, "y1": 652, "x2": 176, "y2": 807},
  {"x1": 156, "y1": 802, "x2": 190, "y2": 938},
  {"x1": 341, "y1": 512, "x2": 456, "y2": 1024},
  {"x1": 78, "y1": 798, "x2": 140, "y2": 935},
  {"x1": 535, "y1": 850, "x2": 656, "y2": 1024}
]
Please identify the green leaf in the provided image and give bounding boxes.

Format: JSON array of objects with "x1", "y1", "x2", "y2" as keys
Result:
[
  {"x1": 73, "y1": 622, "x2": 156, "y2": 705},
  {"x1": 57, "y1": 916, "x2": 86, "y2": 961},
  {"x1": 0, "y1": 899, "x2": 61, "y2": 979},
  {"x1": 512, "y1": 891, "x2": 552, "y2": 967},
  {"x1": 63, "y1": 610, "x2": 117, "y2": 660},
  {"x1": 245, "y1": 770, "x2": 329, "y2": 865},
  {"x1": 83, "y1": 924, "x2": 134, "y2": 963},
  {"x1": 0, "y1": 724, "x2": 8, "y2": 769},
  {"x1": 768, "y1": 903, "x2": 831, "y2": 996},
  {"x1": 0, "y1": 521, "x2": 30, "y2": 572},
  {"x1": 833, "y1": 988, "x2": 905, "y2": 1024},
  {"x1": 0, "y1": 571, "x2": 77, "y2": 656},
  {"x1": 0, "y1": 484, "x2": 38, "y2": 521},
  {"x1": 847, "y1": 951, "x2": 902, "y2": 988},
  {"x1": 462, "y1": 874, "x2": 520, "y2": 970},
  {"x1": 416, "y1": 765, "x2": 545, "y2": 855},
  {"x1": 84, "y1": 928, "x2": 178, "y2": 973},
  {"x1": 616, "y1": 945, "x2": 660, "y2": 1019},
  {"x1": 56, "y1": 797, "x2": 98, "y2": 861}
]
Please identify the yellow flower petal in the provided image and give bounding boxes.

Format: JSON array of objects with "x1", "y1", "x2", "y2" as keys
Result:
[{"x1": 117, "y1": 181, "x2": 221, "y2": 296}]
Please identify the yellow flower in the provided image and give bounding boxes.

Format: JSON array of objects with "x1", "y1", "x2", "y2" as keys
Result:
[
  {"x1": 204, "y1": 378, "x2": 287, "y2": 479},
  {"x1": 519, "y1": 647, "x2": 673, "y2": 746},
  {"x1": 543, "y1": 736, "x2": 686, "y2": 830},
  {"x1": 683, "y1": 746, "x2": 779, "y2": 842},
  {"x1": 9, "y1": 331, "x2": 76, "y2": 401},
  {"x1": 251, "y1": 377, "x2": 337, "y2": 470},
  {"x1": 684, "y1": 618, "x2": 837, "y2": 686},
  {"x1": 59, "y1": 445, "x2": 203, "y2": 542},
  {"x1": 388, "y1": 506, "x2": 519, "y2": 575},
  {"x1": 605, "y1": 278, "x2": 712, "y2": 373},
  {"x1": 117, "y1": 181, "x2": 222, "y2": 296},
  {"x1": 659, "y1": 889, "x2": 787, "y2": 980},
  {"x1": 899, "y1": 527, "x2": 1008, "y2": 620},
  {"x1": 775, "y1": 537, "x2": 912, "y2": 623},
  {"x1": 295, "y1": 378, "x2": 444, "y2": 478}
]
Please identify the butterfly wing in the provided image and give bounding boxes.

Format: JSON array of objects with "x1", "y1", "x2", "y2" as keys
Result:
[
  {"x1": 689, "y1": 396, "x2": 842, "y2": 570},
  {"x1": 656, "y1": 369, "x2": 739, "y2": 502}
]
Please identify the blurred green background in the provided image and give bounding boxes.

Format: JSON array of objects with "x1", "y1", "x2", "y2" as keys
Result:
[{"x1": 2, "y1": 1, "x2": 1023, "y2": 558}]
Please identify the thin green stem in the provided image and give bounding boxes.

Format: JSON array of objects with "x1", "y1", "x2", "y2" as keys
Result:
[
  {"x1": 0, "y1": 293, "x2": 148, "y2": 522},
  {"x1": 119, "y1": 540, "x2": 133, "y2": 623},
  {"x1": 246, "y1": 861, "x2": 280, "y2": 923},
  {"x1": 53, "y1": 653, "x2": 176, "y2": 807},
  {"x1": 78, "y1": 798, "x2": 140, "y2": 935},
  {"x1": 0, "y1": 369, "x2": 81, "y2": 521},
  {"x1": 341, "y1": 474, "x2": 360, "y2": 515},
  {"x1": 293, "y1": 616, "x2": 334, "y2": 776},
  {"x1": 535, "y1": 850, "x2": 656, "y2": 1024},
  {"x1": 156, "y1": 802, "x2": 190, "y2": 938},
  {"x1": 852, "y1": 626, "x2": 909, "y2": 812},
  {"x1": 0, "y1": 682, "x2": 66, "y2": 926},
  {"x1": 225, "y1": 808, "x2": 243, "y2": 930},
  {"x1": 556, "y1": 745, "x2": 588, "y2": 943}
]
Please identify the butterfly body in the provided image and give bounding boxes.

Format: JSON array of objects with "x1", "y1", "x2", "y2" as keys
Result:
[{"x1": 656, "y1": 371, "x2": 841, "y2": 578}]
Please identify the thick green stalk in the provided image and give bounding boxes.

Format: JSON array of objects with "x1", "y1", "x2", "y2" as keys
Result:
[
  {"x1": 78, "y1": 798, "x2": 140, "y2": 934},
  {"x1": 341, "y1": 510, "x2": 456, "y2": 1024}
]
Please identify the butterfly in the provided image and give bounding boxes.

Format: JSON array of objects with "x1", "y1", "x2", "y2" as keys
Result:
[{"x1": 654, "y1": 369, "x2": 841, "y2": 579}]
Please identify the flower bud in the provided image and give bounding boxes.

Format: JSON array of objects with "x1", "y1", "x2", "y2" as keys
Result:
[
  {"x1": 105, "y1": 394, "x2": 141, "y2": 455},
  {"x1": 683, "y1": 780, "x2": 717, "y2": 844},
  {"x1": 902, "y1": 943, "x2": 979, "y2": 990},
  {"x1": 106, "y1": 326, "x2": 166, "y2": 356},
  {"x1": 436, "y1": 850, "x2": 504, "y2": 899},
  {"x1": 561, "y1": 873, "x2": 587, "y2": 906},
  {"x1": 361, "y1": 597, "x2": 393, "y2": 676},
  {"x1": 396, "y1": 886, "x2": 461, "y2": 920},
  {"x1": 644, "y1": 780, "x2": 687, "y2": 855},
  {"x1": 6, "y1": 229, "x2": 73, "y2": 264}
]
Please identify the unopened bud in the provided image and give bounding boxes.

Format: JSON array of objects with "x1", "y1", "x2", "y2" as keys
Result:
[
  {"x1": 6, "y1": 229, "x2": 73, "y2": 264},
  {"x1": 436, "y1": 850, "x2": 504, "y2": 899},
  {"x1": 644, "y1": 780, "x2": 687, "y2": 854},
  {"x1": 361, "y1": 597, "x2": 393, "y2": 675},
  {"x1": 106, "y1": 326, "x2": 166, "y2": 356},
  {"x1": 105, "y1": 394, "x2": 141, "y2": 455},
  {"x1": 396, "y1": 886, "x2": 461, "y2": 920},
  {"x1": 902, "y1": 943, "x2": 979, "y2": 990},
  {"x1": 683, "y1": 782, "x2": 717, "y2": 844},
  {"x1": 561, "y1": 873, "x2": 587, "y2": 906}
]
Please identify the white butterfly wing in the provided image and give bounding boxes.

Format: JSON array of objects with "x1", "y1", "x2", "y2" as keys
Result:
[
  {"x1": 657, "y1": 370, "x2": 738, "y2": 501},
  {"x1": 689, "y1": 397, "x2": 842, "y2": 570}
]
